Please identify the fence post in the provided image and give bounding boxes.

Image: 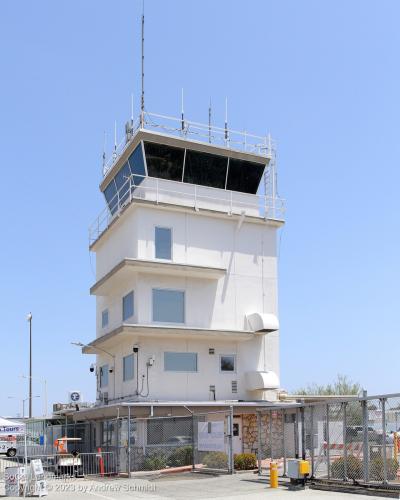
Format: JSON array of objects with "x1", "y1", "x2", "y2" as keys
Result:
[
  {"x1": 310, "y1": 406, "x2": 315, "y2": 479},
  {"x1": 192, "y1": 413, "x2": 195, "y2": 471},
  {"x1": 269, "y1": 410, "x2": 273, "y2": 462},
  {"x1": 127, "y1": 408, "x2": 131, "y2": 477},
  {"x1": 362, "y1": 391, "x2": 369, "y2": 483},
  {"x1": 294, "y1": 408, "x2": 299, "y2": 459},
  {"x1": 381, "y1": 398, "x2": 388, "y2": 484},
  {"x1": 301, "y1": 407, "x2": 306, "y2": 460},
  {"x1": 282, "y1": 409, "x2": 287, "y2": 477},
  {"x1": 343, "y1": 402, "x2": 348, "y2": 481},
  {"x1": 229, "y1": 406, "x2": 234, "y2": 474},
  {"x1": 326, "y1": 404, "x2": 330, "y2": 480},
  {"x1": 257, "y1": 412, "x2": 262, "y2": 476}
]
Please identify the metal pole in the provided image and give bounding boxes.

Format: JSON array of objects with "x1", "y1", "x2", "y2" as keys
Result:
[
  {"x1": 282, "y1": 409, "x2": 287, "y2": 477},
  {"x1": 28, "y1": 314, "x2": 32, "y2": 419},
  {"x1": 301, "y1": 407, "x2": 306, "y2": 461},
  {"x1": 310, "y1": 406, "x2": 315, "y2": 479},
  {"x1": 343, "y1": 402, "x2": 348, "y2": 481},
  {"x1": 294, "y1": 408, "x2": 299, "y2": 459},
  {"x1": 229, "y1": 406, "x2": 234, "y2": 474},
  {"x1": 326, "y1": 404, "x2": 330, "y2": 480},
  {"x1": 192, "y1": 412, "x2": 196, "y2": 471},
  {"x1": 381, "y1": 398, "x2": 388, "y2": 484},
  {"x1": 257, "y1": 412, "x2": 262, "y2": 476},
  {"x1": 269, "y1": 410, "x2": 273, "y2": 461},
  {"x1": 127, "y1": 407, "x2": 131, "y2": 477},
  {"x1": 362, "y1": 390, "x2": 369, "y2": 482}
]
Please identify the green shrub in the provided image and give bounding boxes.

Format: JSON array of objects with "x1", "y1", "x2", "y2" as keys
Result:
[
  {"x1": 168, "y1": 446, "x2": 193, "y2": 467},
  {"x1": 234, "y1": 453, "x2": 257, "y2": 470},
  {"x1": 331, "y1": 456, "x2": 363, "y2": 480},
  {"x1": 369, "y1": 456, "x2": 399, "y2": 481},
  {"x1": 202, "y1": 452, "x2": 228, "y2": 469},
  {"x1": 143, "y1": 451, "x2": 168, "y2": 471}
]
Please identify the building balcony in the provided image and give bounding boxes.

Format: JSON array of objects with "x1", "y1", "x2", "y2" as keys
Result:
[
  {"x1": 90, "y1": 258, "x2": 226, "y2": 296},
  {"x1": 82, "y1": 323, "x2": 255, "y2": 353}
]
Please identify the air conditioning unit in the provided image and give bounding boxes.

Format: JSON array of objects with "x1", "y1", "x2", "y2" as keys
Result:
[{"x1": 53, "y1": 403, "x2": 63, "y2": 412}]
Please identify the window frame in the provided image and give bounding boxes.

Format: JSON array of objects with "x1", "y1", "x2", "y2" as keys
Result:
[
  {"x1": 122, "y1": 291, "x2": 134, "y2": 322},
  {"x1": 152, "y1": 288, "x2": 185, "y2": 324},
  {"x1": 123, "y1": 354, "x2": 134, "y2": 382},
  {"x1": 101, "y1": 309, "x2": 109, "y2": 329},
  {"x1": 164, "y1": 352, "x2": 198, "y2": 373},
  {"x1": 154, "y1": 225, "x2": 173, "y2": 261},
  {"x1": 100, "y1": 364, "x2": 109, "y2": 388},
  {"x1": 220, "y1": 354, "x2": 236, "y2": 373}
]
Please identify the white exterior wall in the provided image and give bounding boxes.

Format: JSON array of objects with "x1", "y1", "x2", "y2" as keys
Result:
[{"x1": 93, "y1": 202, "x2": 280, "y2": 402}]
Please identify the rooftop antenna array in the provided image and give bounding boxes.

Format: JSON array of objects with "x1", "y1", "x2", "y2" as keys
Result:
[{"x1": 140, "y1": 0, "x2": 145, "y2": 128}]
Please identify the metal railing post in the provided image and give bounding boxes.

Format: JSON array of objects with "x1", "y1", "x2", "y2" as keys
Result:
[
  {"x1": 294, "y1": 408, "x2": 299, "y2": 459},
  {"x1": 310, "y1": 406, "x2": 315, "y2": 479},
  {"x1": 343, "y1": 402, "x2": 348, "y2": 481},
  {"x1": 192, "y1": 413, "x2": 195, "y2": 471},
  {"x1": 194, "y1": 185, "x2": 197, "y2": 211},
  {"x1": 257, "y1": 412, "x2": 262, "y2": 476},
  {"x1": 282, "y1": 409, "x2": 287, "y2": 477},
  {"x1": 269, "y1": 410, "x2": 273, "y2": 461},
  {"x1": 127, "y1": 408, "x2": 131, "y2": 477},
  {"x1": 156, "y1": 178, "x2": 159, "y2": 204},
  {"x1": 229, "y1": 406, "x2": 234, "y2": 474},
  {"x1": 381, "y1": 398, "x2": 388, "y2": 484},
  {"x1": 326, "y1": 404, "x2": 330, "y2": 480},
  {"x1": 301, "y1": 407, "x2": 306, "y2": 460},
  {"x1": 362, "y1": 391, "x2": 369, "y2": 483}
]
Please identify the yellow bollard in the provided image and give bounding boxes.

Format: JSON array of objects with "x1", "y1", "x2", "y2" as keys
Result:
[
  {"x1": 270, "y1": 462, "x2": 278, "y2": 488},
  {"x1": 394, "y1": 432, "x2": 398, "y2": 459}
]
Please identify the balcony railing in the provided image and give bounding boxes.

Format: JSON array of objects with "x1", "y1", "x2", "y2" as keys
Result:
[
  {"x1": 89, "y1": 174, "x2": 285, "y2": 245},
  {"x1": 102, "y1": 112, "x2": 275, "y2": 177}
]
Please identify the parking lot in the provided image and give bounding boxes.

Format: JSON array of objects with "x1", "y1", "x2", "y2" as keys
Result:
[{"x1": 0, "y1": 472, "x2": 393, "y2": 499}]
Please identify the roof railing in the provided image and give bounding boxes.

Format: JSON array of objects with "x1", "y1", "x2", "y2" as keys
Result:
[{"x1": 102, "y1": 112, "x2": 275, "y2": 177}]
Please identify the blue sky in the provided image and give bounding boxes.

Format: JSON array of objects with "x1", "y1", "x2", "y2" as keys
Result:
[{"x1": 1, "y1": 0, "x2": 399, "y2": 416}]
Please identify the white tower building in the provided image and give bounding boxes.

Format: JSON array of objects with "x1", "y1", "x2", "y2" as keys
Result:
[{"x1": 84, "y1": 114, "x2": 285, "y2": 412}]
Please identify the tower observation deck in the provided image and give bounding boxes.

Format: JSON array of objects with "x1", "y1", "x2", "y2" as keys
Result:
[{"x1": 89, "y1": 111, "x2": 285, "y2": 245}]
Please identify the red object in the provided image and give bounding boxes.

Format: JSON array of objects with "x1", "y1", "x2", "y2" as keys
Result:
[{"x1": 98, "y1": 447, "x2": 105, "y2": 476}]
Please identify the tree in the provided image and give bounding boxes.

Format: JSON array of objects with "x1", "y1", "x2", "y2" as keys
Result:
[{"x1": 295, "y1": 374, "x2": 362, "y2": 396}]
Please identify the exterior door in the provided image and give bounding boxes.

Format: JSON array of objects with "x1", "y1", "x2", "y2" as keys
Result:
[{"x1": 232, "y1": 416, "x2": 242, "y2": 455}]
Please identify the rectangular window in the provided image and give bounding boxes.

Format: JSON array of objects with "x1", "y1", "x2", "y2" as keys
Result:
[
  {"x1": 123, "y1": 291, "x2": 134, "y2": 321},
  {"x1": 164, "y1": 352, "x2": 197, "y2": 372},
  {"x1": 153, "y1": 289, "x2": 184, "y2": 323},
  {"x1": 101, "y1": 309, "x2": 109, "y2": 328},
  {"x1": 220, "y1": 355, "x2": 236, "y2": 372},
  {"x1": 123, "y1": 354, "x2": 134, "y2": 381},
  {"x1": 100, "y1": 364, "x2": 109, "y2": 388},
  {"x1": 155, "y1": 227, "x2": 172, "y2": 260}
]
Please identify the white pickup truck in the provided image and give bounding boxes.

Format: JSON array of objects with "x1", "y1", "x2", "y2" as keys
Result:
[{"x1": 0, "y1": 436, "x2": 17, "y2": 457}]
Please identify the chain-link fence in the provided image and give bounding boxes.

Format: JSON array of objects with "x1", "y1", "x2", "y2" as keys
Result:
[{"x1": 258, "y1": 394, "x2": 400, "y2": 488}]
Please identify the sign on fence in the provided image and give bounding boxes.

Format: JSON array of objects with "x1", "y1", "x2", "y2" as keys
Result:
[
  {"x1": 198, "y1": 421, "x2": 225, "y2": 452},
  {"x1": 28, "y1": 459, "x2": 47, "y2": 497}
]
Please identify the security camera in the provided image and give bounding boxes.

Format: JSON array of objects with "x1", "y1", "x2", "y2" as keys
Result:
[
  {"x1": 109, "y1": 367, "x2": 114, "y2": 373},
  {"x1": 89, "y1": 364, "x2": 96, "y2": 373},
  {"x1": 133, "y1": 345, "x2": 139, "y2": 353}
]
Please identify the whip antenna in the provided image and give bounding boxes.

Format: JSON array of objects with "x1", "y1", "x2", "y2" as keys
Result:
[{"x1": 140, "y1": 0, "x2": 145, "y2": 127}]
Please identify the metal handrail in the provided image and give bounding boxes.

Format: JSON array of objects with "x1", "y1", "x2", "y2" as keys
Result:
[
  {"x1": 89, "y1": 174, "x2": 285, "y2": 245},
  {"x1": 102, "y1": 111, "x2": 274, "y2": 176}
]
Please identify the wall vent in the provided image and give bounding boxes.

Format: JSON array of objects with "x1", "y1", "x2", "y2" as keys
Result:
[
  {"x1": 231, "y1": 381, "x2": 238, "y2": 393},
  {"x1": 209, "y1": 348, "x2": 215, "y2": 355}
]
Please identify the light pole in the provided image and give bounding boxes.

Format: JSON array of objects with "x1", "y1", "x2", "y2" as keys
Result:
[
  {"x1": 27, "y1": 313, "x2": 33, "y2": 418},
  {"x1": 8, "y1": 396, "x2": 40, "y2": 419},
  {"x1": 21, "y1": 376, "x2": 48, "y2": 418}
]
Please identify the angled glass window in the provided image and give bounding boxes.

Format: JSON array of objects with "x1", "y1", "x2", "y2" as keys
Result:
[
  {"x1": 164, "y1": 352, "x2": 197, "y2": 372},
  {"x1": 226, "y1": 159, "x2": 265, "y2": 194},
  {"x1": 101, "y1": 309, "x2": 109, "y2": 328},
  {"x1": 152, "y1": 289, "x2": 184, "y2": 323},
  {"x1": 144, "y1": 142, "x2": 184, "y2": 181},
  {"x1": 155, "y1": 227, "x2": 172, "y2": 260},
  {"x1": 123, "y1": 354, "x2": 134, "y2": 381},
  {"x1": 114, "y1": 162, "x2": 131, "y2": 205},
  {"x1": 104, "y1": 180, "x2": 118, "y2": 215},
  {"x1": 220, "y1": 355, "x2": 236, "y2": 372},
  {"x1": 100, "y1": 364, "x2": 109, "y2": 388},
  {"x1": 122, "y1": 291, "x2": 134, "y2": 321},
  {"x1": 183, "y1": 150, "x2": 228, "y2": 189},
  {"x1": 128, "y1": 143, "x2": 146, "y2": 188}
]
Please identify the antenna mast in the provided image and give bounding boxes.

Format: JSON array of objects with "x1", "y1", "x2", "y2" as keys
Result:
[
  {"x1": 140, "y1": 0, "x2": 145, "y2": 128},
  {"x1": 181, "y1": 88, "x2": 185, "y2": 133},
  {"x1": 208, "y1": 98, "x2": 212, "y2": 143},
  {"x1": 224, "y1": 97, "x2": 229, "y2": 146}
]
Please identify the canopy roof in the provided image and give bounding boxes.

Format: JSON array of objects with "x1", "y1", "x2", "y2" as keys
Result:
[{"x1": 0, "y1": 417, "x2": 25, "y2": 435}]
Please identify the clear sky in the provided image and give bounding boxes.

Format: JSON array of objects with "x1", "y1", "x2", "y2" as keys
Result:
[{"x1": 1, "y1": 0, "x2": 399, "y2": 417}]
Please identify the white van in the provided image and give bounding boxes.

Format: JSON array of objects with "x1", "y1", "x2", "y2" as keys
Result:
[{"x1": 0, "y1": 436, "x2": 17, "y2": 457}]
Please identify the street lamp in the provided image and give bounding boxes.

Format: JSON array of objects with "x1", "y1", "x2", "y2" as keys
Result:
[
  {"x1": 27, "y1": 313, "x2": 33, "y2": 418},
  {"x1": 8, "y1": 396, "x2": 40, "y2": 419},
  {"x1": 71, "y1": 341, "x2": 116, "y2": 400},
  {"x1": 21, "y1": 376, "x2": 48, "y2": 418}
]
